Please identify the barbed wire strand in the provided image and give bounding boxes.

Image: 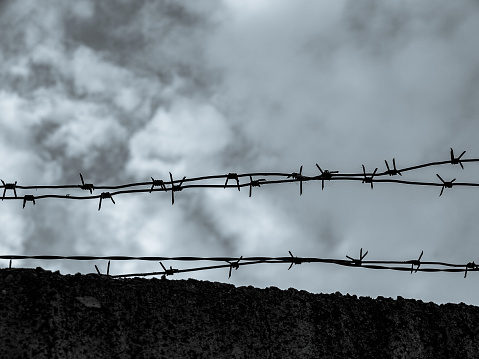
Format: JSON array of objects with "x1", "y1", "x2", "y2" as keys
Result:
[
  {"x1": 2, "y1": 149, "x2": 478, "y2": 279},
  {"x1": 2, "y1": 252, "x2": 478, "y2": 279},
  {"x1": 0, "y1": 148, "x2": 478, "y2": 208}
]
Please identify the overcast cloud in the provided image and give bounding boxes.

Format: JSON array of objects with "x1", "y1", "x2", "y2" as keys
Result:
[{"x1": 1, "y1": 0, "x2": 479, "y2": 305}]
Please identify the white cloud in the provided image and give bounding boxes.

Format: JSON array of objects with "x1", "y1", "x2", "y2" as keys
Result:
[
  {"x1": 199, "y1": 189, "x2": 300, "y2": 254},
  {"x1": 128, "y1": 99, "x2": 233, "y2": 176},
  {"x1": 0, "y1": 208, "x2": 26, "y2": 255},
  {"x1": 68, "y1": 46, "x2": 147, "y2": 112},
  {"x1": 45, "y1": 112, "x2": 128, "y2": 166}
]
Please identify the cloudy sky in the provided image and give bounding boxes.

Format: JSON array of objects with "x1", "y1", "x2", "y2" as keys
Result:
[{"x1": 1, "y1": 0, "x2": 479, "y2": 305}]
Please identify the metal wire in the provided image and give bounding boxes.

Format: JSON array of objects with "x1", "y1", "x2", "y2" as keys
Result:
[
  {"x1": 2, "y1": 252, "x2": 478, "y2": 279},
  {"x1": 0, "y1": 148, "x2": 477, "y2": 208},
  {"x1": 2, "y1": 149, "x2": 478, "y2": 279}
]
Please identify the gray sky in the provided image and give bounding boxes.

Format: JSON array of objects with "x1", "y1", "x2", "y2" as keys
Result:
[{"x1": 1, "y1": 0, "x2": 479, "y2": 305}]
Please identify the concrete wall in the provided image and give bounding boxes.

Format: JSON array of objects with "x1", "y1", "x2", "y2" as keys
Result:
[{"x1": 1, "y1": 267, "x2": 479, "y2": 358}]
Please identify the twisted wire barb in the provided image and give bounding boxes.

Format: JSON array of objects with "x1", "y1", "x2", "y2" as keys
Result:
[{"x1": 1, "y1": 149, "x2": 479, "y2": 208}]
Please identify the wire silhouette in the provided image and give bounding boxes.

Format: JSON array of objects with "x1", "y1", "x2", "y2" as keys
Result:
[
  {"x1": 3, "y1": 148, "x2": 479, "y2": 283},
  {"x1": 384, "y1": 159, "x2": 401, "y2": 176},
  {"x1": 315, "y1": 164, "x2": 338, "y2": 190},
  {"x1": 79, "y1": 173, "x2": 94, "y2": 194},
  {"x1": 361, "y1": 165, "x2": 378, "y2": 189},
  {"x1": 450, "y1": 148, "x2": 466, "y2": 169},
  {"x1": 0, "y1": 148, "x2": 478, "y2": 209},
  {"x1": 169, "y1": 172, "x2": 186, "y2": 205},
  {"x1": 226, "y1": 256, "x2": 242, "y2": 278},
  {"x1": 409, "y1": 250, "x2": 423, "y2": 274},
  {"x1": 159, "y1": 262, "x2": 179, "y2": 278},
  {"x1": 22, "y1": 195, "x2": 35, "y2": 208},
  {"x1": 224, "y1": 173, "x2": 241, "y2": 191},
  {"x1": 1, "y1": 180, "x2": 17, "y2": 200},
  {"x1": 98, "y1": 192, "x2": 115, "y2": 211},
  {"x1": 2, "y1": 251, "x2": 479, "y2": 279},
  {"x1": 150, "y1": 177, "x2": 166, "y2": 193},
  {"x1": 346, "y1": 248, "x2": 368, "y2": 266},
  {"x1": 287, "y1": 251, "x2": 302, "y2": 270},
  {"x1": 436, "y1": 174, "x2": 456, "y2": 197}
]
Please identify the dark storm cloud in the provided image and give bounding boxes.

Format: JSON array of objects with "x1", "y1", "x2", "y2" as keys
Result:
[
  {"x1": 0, "y1": 0, "x2": 232, "y2": 269},
  {"x1": 2, "y1": 0, "x2": 479, "y2": 305},
  {"x1": 63, "y1": 1, "x2": 221, "y2": 99}
]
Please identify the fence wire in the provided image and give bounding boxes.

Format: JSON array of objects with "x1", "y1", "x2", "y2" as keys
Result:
[
  {"x1": 0, "y1": 148, "x2": 477, "y2": 209},
  {"x1": 2, "y1": 250, "x2": 479, "y2": 279},
  {"x1": 2, "y1": 148, "x2": 479, "y2": 279}
]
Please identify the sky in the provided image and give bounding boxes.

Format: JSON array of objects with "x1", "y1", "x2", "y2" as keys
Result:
[{"x1": 1, "y1": 0, "x2": 479, "y2": 305}]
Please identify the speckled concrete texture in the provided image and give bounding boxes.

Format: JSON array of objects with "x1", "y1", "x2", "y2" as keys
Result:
[{"x1": 1, "y1": 267, "x2": 479, "y2": 358}]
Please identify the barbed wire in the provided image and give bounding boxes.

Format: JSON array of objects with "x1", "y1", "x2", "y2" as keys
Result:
[
  {"x1": 0, "y1": 148, "x2": 477, "y2": 209},
  {"x1": 2, "y1": 148, "x2": 478, "y2": 280},
  {"x1": 2, "y1": 249, "x2": 479, "y2": 279}
]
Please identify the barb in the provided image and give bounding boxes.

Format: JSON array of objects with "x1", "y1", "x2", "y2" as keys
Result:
[
  {"x1": 22, "y1": 195, "x2": 35, "y2": 208},
  {"x1": 159, "y1": 262, "x2": 179, "y2": 278},
  {"x1": 169, "y1": 172, "x2": 186, "y2": 205},
  {"x1": 150, "y1": 177, "x2": 166, "y2": 193},
  {"x1": 362, "y1": 165, "x2": 378, "y2": 189},
  {"x1": 79, "y1": 173, "x2": 94, "y2": 194},
  {"x1": 385, "y1": 159, "x2": 401, "y2": 176},
  {"x1": 226, "y1": 256, "x2": 242, "y2": 279},
  {"x1": 248, "y1": 176, "x2": 265, "y2": 198},
  {"x1": 346, "y1": 248, "x2": 368, "y2": 266},
  {"x1": 315, "y1": 164, "x2": 338, "y2": 190},
  {"x1": 465, "y1": 261, "x2": 478, "y2": 278},
  {"x1": 288, "y1": 251, "x2": 302, "y2": 270},
  {"x1": 408, "y1": 250, "x2": 423, "y2": 274},
  {"x1": 450, "y1": 148, "x2": 466, "y2": 169},
  {"x1": 288, "y1": 166, "x2": 306, "y2": 195},
  {"x1": 98, "y1": 192, "x2": 115, "y2": 211},
  {"x1": 94, "y1": 260, "x2": 111, "y2": 276},
  {"x1": 1, "y1": 180, "x2": 17, "y2": 200},
  {"x1": 436, "y1": 174, "x2": 455, "y2": 197},
  {"x1": 224, "y1": 173, "x2": 241, "y2": 191}
]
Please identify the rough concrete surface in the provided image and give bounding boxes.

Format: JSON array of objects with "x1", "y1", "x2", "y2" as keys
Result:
[{"x1": 1, "y1": 267, "x2": 479, "y2": 358}]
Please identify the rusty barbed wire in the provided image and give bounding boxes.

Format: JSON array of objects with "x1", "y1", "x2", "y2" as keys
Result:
[
  {"x1": 2, "y1": 250, "x2": 479, "y2": 279},
  {"x1": 1, "y1": 148, "x2": 479, "y2": 209}
]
